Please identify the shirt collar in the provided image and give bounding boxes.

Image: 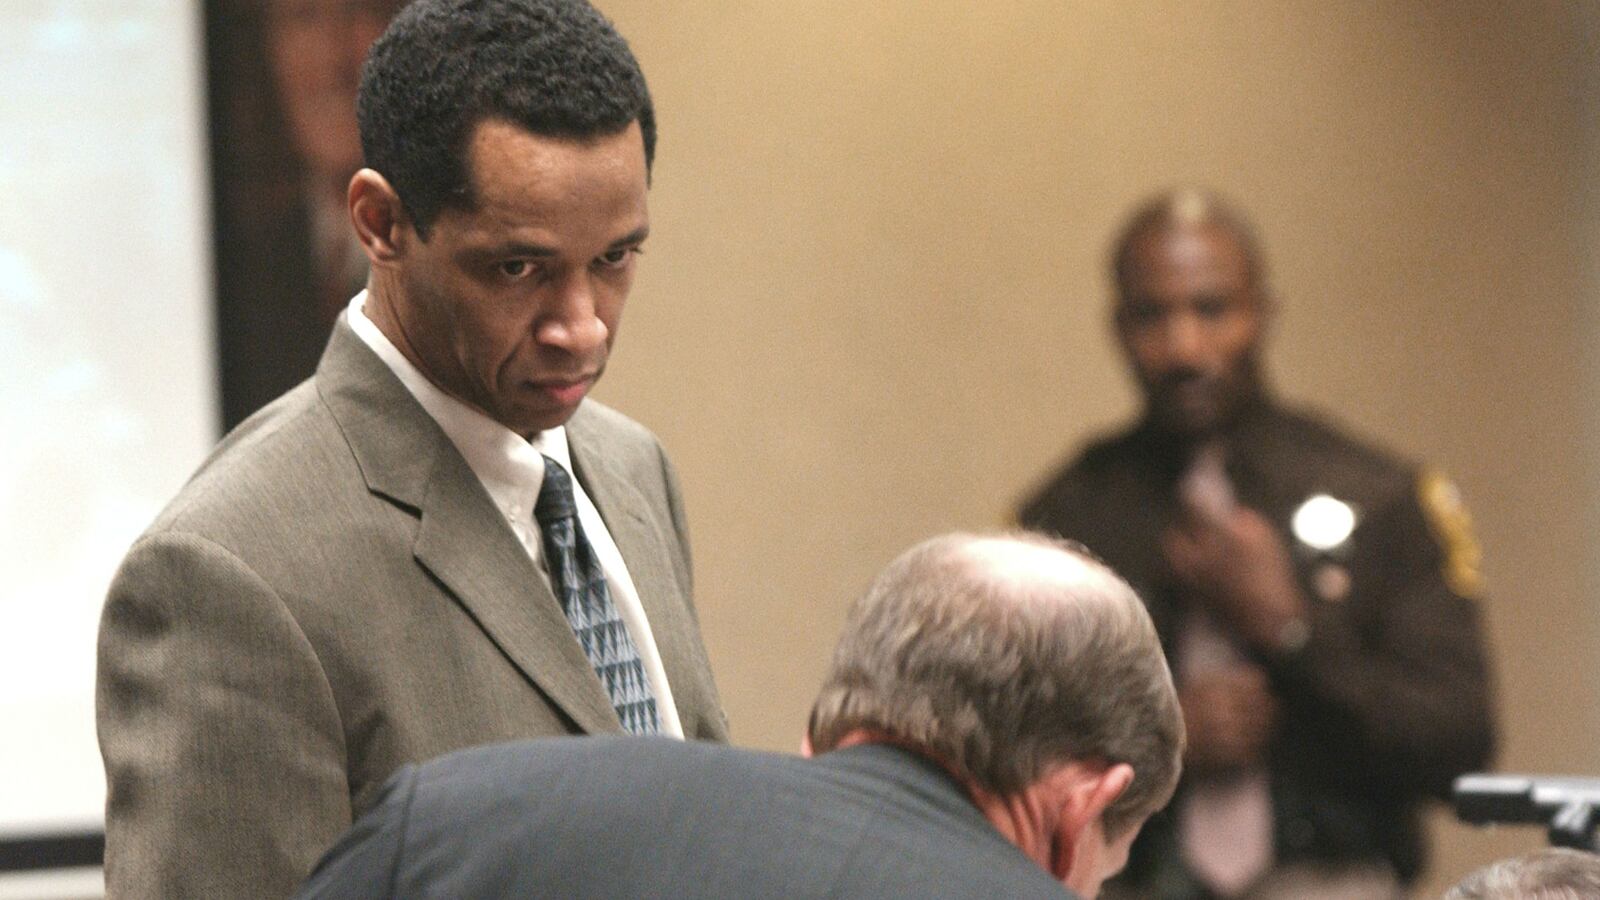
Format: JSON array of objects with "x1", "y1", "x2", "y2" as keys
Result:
[{"x1": 346, "y1": 292, "x2": 573, "y2": 517}]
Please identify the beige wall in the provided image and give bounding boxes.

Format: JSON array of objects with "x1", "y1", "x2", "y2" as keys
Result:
[{"x1": 591, "y1": 3, "x2": 1600, "y2": 893}]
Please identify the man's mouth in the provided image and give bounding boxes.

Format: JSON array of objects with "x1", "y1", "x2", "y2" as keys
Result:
[
  {"x1": 528, "y1": 374, "x2": 596, "y2": 407},
  {"x1": 1151, "y1": 374, "x2": 1225, "y2": 429},
  {"x1": 1158, "y1": 374, "x2": 1213, "y2": 403},
  {"x1": 1167, "y1": 380, "x2": 1212, "y2": 401}
]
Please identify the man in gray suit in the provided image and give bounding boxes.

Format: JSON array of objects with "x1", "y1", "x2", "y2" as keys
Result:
[
  {"x1": 95, "y1": 1, "x2": 726, "y2": 896},
  {"x1": 297, "y1": 533, "x2": 1186, "y2": 899}
]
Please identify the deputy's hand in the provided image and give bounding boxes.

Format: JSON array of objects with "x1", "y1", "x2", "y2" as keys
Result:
[
  {"x1": 1180, "y1": 664, "x2": 1279, "y2": 772},
  {"x1": 1163, "y1": 504, "x2": 1309, "y2": 652}
]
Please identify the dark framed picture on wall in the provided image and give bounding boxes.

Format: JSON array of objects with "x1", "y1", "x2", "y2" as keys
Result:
[{"x1": 205, "y1": 0, "x2": 402, "y2": 429}]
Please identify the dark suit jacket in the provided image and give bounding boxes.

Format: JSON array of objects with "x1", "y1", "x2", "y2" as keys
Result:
[
  {"x1": 297, "y1": 737, "x2": 1078, "y2": 899},
  {"x1": 1018, "y1": 399, "x2": 1495, "y2": 897},
  {"x1": 96, "y1": 320, "x2": 728, "y2": 899}
]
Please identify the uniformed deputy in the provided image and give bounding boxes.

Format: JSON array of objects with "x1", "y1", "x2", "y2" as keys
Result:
[{"x1": 1018, "y1": 189, "x2": 1497, "y2": 900}]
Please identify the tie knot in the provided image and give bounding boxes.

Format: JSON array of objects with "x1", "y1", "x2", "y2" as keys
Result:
[{"x1": 534, "y1": 455, "x2": 577, "y2": 524}]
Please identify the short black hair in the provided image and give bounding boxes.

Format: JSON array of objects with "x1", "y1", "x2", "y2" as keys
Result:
[{"x1": 357, "y1": 0, "x2": 654, "y2": 237}]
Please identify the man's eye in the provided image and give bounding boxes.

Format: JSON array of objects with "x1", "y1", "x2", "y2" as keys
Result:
[
  {"x1": 596, "y1": 247, "x2": 638, "y2": 269},
  {"x1": 499, "y1": 260, "x2": 531, "y2": 278},
  {"x1": 1193, "y1": 297, "x2": 1231, "y2": 319}
]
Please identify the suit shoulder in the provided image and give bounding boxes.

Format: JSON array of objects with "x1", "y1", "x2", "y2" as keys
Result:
[
  {"x1": 1075, "y1": 427, "x2": 1148, "y2": 472},
  {"x1": 569, "y1": 399, "x2": 665, "y2": 451},
  {"x1": 1016, "y1": 426, "x2": 1141, "y2": 527},
  {"x1": 566, "y1": 399, "x2": 678, "y2": 489},
  {"x1": 145, "y1": 382, "x2": 356, "y2": 541},
  {"x1": 1255, "y1": 404, "x2": 1418, "y2": 504}
]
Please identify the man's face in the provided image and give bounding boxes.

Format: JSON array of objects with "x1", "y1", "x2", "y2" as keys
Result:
[
  {"x1": 388, "y1": 119, "x2": 649, "y2": 437},
  {"x1": 1114, "y1": 222, "x2": 1264, "y2": 438}
]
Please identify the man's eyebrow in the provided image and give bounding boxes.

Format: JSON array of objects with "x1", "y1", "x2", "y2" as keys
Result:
[
  {"x1": 471, "y1": 241, "x2": 558, "y2": 260},
  {"x1": 609, "y1": 225, "x2": 650, "y2": 249},
  {"x1": 470, "y1": 227, "x2": 649, "y2": 260}
]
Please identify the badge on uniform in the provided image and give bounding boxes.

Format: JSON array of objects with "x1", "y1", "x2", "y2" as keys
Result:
[
  {"x1": 1291, "y1": 493, "x2": 1357, "y2": 602},
  {"x1": 1417, "y1": 468, "x2": 1484, "y2": 598}
]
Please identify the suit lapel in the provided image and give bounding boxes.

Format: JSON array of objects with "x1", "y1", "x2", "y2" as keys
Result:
[{"x1": 317, "y1": 321, "x2": 621, "y2": 735}]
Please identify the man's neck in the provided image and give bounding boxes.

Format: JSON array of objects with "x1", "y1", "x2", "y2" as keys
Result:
[
  {"x1": 1139, "y1": 389, "x2": 1273, "y2": 457},
  {"x1": 362, "y1": 281, "x2": 419, "y2": 372},
  {"x1": 823, "y1": 730, "x2": 1058, "y2": 870}
]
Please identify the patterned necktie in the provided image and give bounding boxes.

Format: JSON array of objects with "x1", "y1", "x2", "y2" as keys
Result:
[{"x1": 534, "y1": 455, "x2": 660, "y2": 735}]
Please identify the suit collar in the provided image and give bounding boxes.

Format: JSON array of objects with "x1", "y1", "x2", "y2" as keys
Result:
[
  {"x1": 818, "y1": 743, "x2": 968, "y2": 797},
  {"x1": 343, "y1": 291, "x2": 562, "y2": 519},
  {"x1": 1124, "y1": 392, "x2": 1284, "y2": 486},
  {"x1": 316, "y1": 320, "x2": 623, "y2": 735},
  {"x1": 315, "y1": 318, "x2": 438, "y2": 511},
  {"x1": 817, "y1": 744, "x2": 1002, "y2": 837}
]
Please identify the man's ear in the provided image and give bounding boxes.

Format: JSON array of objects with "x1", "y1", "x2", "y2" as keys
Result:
[
  {"x1": 348, "y1": 168, "x2": 410, "y2": 266},
  {"x1": 1109, "y1": 296, "x2": 1131, "y2": 343},
  {"x1": 1109, "y1": 297, "x2": 1145, "y2": 370},
  {"x1": 1047, "y1": 761, "x2": 1135, "y2": 884}
]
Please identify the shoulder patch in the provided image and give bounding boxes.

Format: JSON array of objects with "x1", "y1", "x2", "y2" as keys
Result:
[{"x1": 1417, "y1": 468, "x2": 1484, "y2": 598}]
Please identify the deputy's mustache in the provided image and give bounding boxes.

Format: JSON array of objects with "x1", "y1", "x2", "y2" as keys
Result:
[{"x1": 1151, "y1": 368, "x2": 1215, "y2": 394}]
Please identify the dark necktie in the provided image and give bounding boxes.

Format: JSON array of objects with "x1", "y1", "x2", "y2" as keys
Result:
[{"x1": 534, "y1": 455, "x2": 661, "y2": 735}]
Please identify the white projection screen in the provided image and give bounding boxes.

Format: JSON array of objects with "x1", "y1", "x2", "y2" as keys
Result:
[{"x1": 0, "y1": 0, "x2": 215, "y2": 855}]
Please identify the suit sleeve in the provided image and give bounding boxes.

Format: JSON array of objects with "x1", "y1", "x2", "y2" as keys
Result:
[
  {"x1": 1268, "y1": 488, "x2": 1497, "y2": 796},
  {"x1": 97, "y1": 531, "x2": 350, "y2": 899}
]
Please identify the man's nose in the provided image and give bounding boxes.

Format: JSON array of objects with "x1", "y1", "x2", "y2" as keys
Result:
[
  {"x1": 1155, "y1": 310, "x2": 1206, "y2": 370},
  {"x1": 536, "y1": 274, "x2": 609, "y2": 356}
]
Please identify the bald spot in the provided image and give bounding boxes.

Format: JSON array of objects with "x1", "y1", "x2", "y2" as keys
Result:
[{"x1": 958, "y1": 537, "x2": 1130, "y2": 612}]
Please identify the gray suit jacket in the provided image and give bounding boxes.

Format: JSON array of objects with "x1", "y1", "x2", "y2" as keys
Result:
[
  {"x1": 297, "y1": 737, "x2": 1078, "y2": 899},
  {"x1": 96, "y1": 321, "x2": 728, "y2": 899}
]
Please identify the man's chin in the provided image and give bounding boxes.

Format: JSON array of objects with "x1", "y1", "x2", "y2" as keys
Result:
[
  {"x1": 496, "y1": 378, "x2": 598, "y2": 435},
  {"x1": 487, "y1": 397, "x2": 586, "y2": 439},
  {"x1": 1148, "y1": 400, "x2": 1221, "y2": 440}
]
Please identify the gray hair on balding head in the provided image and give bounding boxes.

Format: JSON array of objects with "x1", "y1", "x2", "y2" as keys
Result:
[
  {"x1": 807, "y1": 532, "x2": 1183, "y2": 838},
  {"x1": 1110, "y1": 187, "x2": 1268, "y2": 294},
  {"x1": 1446, "y1": 848, "x2": 1600, "y2": 900}
]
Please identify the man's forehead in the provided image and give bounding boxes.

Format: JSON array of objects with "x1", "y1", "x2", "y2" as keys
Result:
[
  {"x1": 463, "y1": 117, "x2": 646, "y2": 173},
  {"x1": 1122, "y1": 223, "x2": 1252, "y2": 293},
  {"x1": 439, "y1": 118, "x2": 648, "y2": 232},
  {"x1": 1135, "y1": 223, "x2": 1244, "y2": 269}
]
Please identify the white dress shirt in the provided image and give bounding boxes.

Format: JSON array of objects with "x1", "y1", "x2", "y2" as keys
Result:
[{"x1": 347, "y1": 293, "x2": 684, "y2": 738}]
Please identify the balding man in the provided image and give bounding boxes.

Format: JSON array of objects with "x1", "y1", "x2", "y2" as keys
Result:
[
  {"x1": 1018, "y1": 190, "x2": 1496, "y2": 898},
  {"x1": 297, "y1": 533, "x2": 1184, "y2": 899},
  {"x1": 1447, "y1": 848, "x2": 1600, "y2": 900}
]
